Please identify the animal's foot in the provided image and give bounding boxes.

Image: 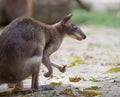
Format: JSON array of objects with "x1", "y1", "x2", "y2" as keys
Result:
[
  {"x1": 59, "y1": 65, "x2": 67, "y2": 73},
  {"x1": 15, "y1": 82, "x2": 23, "y2": 90},
  {"x1": 12, "y1": 82, "x2": 24, "y2": 93},
  {"x1": 44, "y1": 72, "x2": 52, "y2": 77}
]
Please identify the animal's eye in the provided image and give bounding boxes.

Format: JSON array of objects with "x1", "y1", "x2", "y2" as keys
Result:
[
  {"x1": 71, "y1": 24, "x2": 75, "y2": 26},
  {"x1": 73, "y1": 26, "x2": 78, "y2": 30}
]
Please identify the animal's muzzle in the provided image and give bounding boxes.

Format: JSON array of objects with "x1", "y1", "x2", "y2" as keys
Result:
[{"x1": 83, "y1": 34, "x2": 86, "y2": 39}]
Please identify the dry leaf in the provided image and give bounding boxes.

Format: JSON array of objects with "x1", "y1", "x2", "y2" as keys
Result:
[
  {"x1": 78, "y1": 90, "x2": 102, "y2": 96},
  {"x1": 84, "y1": 86, "x2": 101, "y2": 90},
  {"x1": 106, "y1": 67, "x2": 120, "y2": 73},
  {"x1": 68, "y1": 55, "x2": 87, "y2": 67},
  {"x1": 90, "y1": 76, "x2": 101, "y2": 82},
  {"x1": 69, "y1": 77, "x2": 81, "y2": 82},
  {"x1": 60, "y1": 89, "x2": 76, "y2": 97},
  {"x1": 50, "y1": 81, "x2": 62, "y2": 85},
  {"x1": 105, "y1": 61, "x2": 120, "y2": 65}
]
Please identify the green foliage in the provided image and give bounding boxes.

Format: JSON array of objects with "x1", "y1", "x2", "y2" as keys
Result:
[{"x1": 72, "y1": 9, "x2": 120, "y2": 27}]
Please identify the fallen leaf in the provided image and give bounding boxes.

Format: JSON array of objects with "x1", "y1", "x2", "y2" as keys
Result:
[
  {"x1": 105, "y1": 61, "x2": 120, "y2": 65},
  {"x1": 78, "y1": 90, "x2": 102, "y2": 96},
  {"x1": 106, "y1": 67, "x2": 120, "y2": 73},
  {"x1": 90, "y1": 77, "x2": 101, "y2": 82},
  {"x1": 69, "y1": 77, "x2": 81, "y2": 82},
  {"x1": 50, "y1": 81, "x2": 62, "y2": 85},
  {"x1": 84, "y1": 86, "x2": 101, "y2": 90},
  {"x1": 60, "y1": 89, "x2": 76, "y2": 97},
  {"x1": 68, "y1": 55, "x2": 87, "y2": 67}
]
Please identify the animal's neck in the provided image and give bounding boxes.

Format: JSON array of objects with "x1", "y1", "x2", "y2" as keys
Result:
[
  {"x1": 44, "y1": 23, "x2": 65, "y2": 45},
  {"x1": 52, "y1": 22, "x2": 64, "y2": 35}
]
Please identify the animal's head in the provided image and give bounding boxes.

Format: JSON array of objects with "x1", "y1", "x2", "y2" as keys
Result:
[{"x1": 60, "y1": 14, "x2": 86, "y2": 40}]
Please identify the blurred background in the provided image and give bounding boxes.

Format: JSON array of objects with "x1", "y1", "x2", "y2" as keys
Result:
[{"x1": 0, "y1": 0, "x2": 120, "y2": 27}]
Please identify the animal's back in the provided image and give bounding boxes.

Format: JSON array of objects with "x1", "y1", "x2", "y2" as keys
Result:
[
  {"x1": 0, "y1": 16, "x2": 43, "y2": 62},
  {"x1": 0, "y1": 17, "x2": 45, "y2": 83}
]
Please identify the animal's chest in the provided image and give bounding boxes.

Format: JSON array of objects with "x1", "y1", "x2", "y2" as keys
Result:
[
  {"x1": 44, "y1": 37, "x2": 63, "y2": 56},
  {"x1": 52, "y1": 39, "x2": 62, "y2": 51}
]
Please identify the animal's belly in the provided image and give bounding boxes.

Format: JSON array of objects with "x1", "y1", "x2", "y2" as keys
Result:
[
  {"x1": 1, "y1": 56, "x2": 42, "y2": 83},
  {"x1": 1, "y1": 69, "x2": 31, "y2": 83}
]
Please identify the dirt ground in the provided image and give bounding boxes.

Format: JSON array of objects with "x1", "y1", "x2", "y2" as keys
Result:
[{"x1": 0, "y1": 26, "x2": 120, "y2": 97}]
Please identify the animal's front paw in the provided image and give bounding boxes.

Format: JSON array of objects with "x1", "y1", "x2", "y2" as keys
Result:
[
  {"x1": 59, "y1": 65, "x2": 67, "y2": 73},
  {"x1": 44, "y1": 72, "x2": 52, "y2": 77}
]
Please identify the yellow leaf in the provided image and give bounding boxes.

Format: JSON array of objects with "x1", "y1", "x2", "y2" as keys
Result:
[
  {"x1": 84, "y1": 86, "x2": 101, "y2": 90},
  {"x1": 105, "y1": 61, "x2": 120, "y2": 65},
  {"x1": 78, "y1": 90, "x2": 102, "y2": 96},
  {"x1": 50, "y1": 81, "x2": 62, "y2": 85},
  {"x1": 60, "y1": 89, "x2": 76, "y2": 97},
  {"x1": 68, "y1": 55, "x2": 87, "y2": 67},
  {"x1": 106, "y1": 67, "x2": 120, "y2": 73},
  {"x1": 69, "y1": 77, "x2": 81, "y2": 82},
  {"x1": 90, "y1": 76, "x2": 101, "y2": 82}
]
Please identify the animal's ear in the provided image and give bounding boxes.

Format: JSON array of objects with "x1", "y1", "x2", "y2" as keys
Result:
[{"x1": 61, "y1": 14, "x2": 72, "y2": 26}]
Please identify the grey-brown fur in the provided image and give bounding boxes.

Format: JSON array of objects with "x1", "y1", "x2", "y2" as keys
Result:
[{"x1": 0, "y1": 14, "x2": 86, "y2": 91}]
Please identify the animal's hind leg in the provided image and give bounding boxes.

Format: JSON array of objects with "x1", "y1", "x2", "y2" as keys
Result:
[
  {"x1": 31, "y1": 69, "x2": 39, "y2": 91},
  {"x1": 31, "y1": 56, "x2": 42, "y2": 91}
]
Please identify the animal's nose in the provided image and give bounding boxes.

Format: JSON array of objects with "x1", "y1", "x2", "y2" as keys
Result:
[{"x1": 83, "y1": 35, "x2": 86, "y2": 39}]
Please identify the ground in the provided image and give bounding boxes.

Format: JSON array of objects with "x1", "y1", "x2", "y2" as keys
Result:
[{"x1": 0, "y1": 26, "x2": 120, "y2": 97}]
